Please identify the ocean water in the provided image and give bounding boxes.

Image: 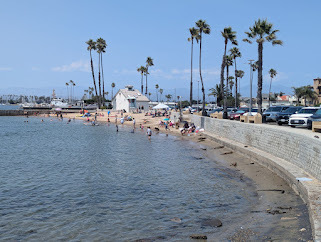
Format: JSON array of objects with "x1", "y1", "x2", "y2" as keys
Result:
[
  {"x1": 0, "y1": 117, "x2": 259, "y2": 241},
  {"x1": 0, "y1": 104, "x2": 20, "y2": 110}
]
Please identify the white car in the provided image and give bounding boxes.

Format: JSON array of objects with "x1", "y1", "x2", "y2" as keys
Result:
[{"x1": 288, "y1": 107, "x2": 320, "y2": 128}]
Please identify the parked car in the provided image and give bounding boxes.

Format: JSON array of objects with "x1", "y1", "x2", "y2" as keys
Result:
[
  {"x1": 307, "y1": 109, "x2": 321, "y2": 129},
  {"x1": 263, "y1": 106, "x2": 290, "y2": 122},
  {"x1": 288, "y1": 107, "x2": 320, "y2": 128},
  {"x1": 226, "y1": 108, "x2": 238, "y2": 118},
  {"x1": 207, "y1": 107, "x2": 223, "y2": 117},
  {"x1": 230, "y1": 109, "x2": 247, "y2": 120},
  {"x1": 243, "y1": 108, "x2": 258, "y2": 116},
  {"x1": 276, "y1": 106, "x2": 303, "y2": 125}
]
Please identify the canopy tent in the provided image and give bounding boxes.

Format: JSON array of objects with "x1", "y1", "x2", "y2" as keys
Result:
[{"x1": 152, "y1": 103, "x2": 169, "y2": 109}]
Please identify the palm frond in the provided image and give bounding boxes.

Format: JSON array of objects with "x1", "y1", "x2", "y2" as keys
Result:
[
  {"x1": 243, "y1": 38, "x2": 252, "y2": 44},
  {"x1": 272, "y1": 40, "x2": 283, "y2": 45}
]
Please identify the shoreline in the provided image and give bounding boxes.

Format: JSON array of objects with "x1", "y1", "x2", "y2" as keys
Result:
[{"x1": 31, "y1": 111, "x2": 313, "y2": 240}]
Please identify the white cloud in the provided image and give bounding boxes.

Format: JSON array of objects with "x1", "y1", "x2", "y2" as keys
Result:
[
  {"x1": 0, "y1": 67, "x2": 13, "y2": 71},
  {"x1": 52, "y1": 60, "x2": 90, "y2": 72},
  {"x1": 31, "y1": 67, "x2": 40, "y2": 71}
]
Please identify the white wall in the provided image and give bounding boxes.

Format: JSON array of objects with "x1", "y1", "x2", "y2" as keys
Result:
[{"x1": 114, "y1": 93, "x2": 129, "y2": 112}]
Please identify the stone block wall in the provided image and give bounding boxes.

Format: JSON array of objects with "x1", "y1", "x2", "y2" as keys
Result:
[{"x1": 191, "y1": 115, "x2": 321, "y2": 180}]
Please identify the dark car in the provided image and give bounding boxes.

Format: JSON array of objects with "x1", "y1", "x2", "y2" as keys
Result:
[
  {"x1": 263, "y1": 106, "x2": 290, "y2": 122},
  {"x1": 307, "y1": 109, "x2": 321, "y2": 129},
  {"x1": 276, "y1": 106, "x2": 303, "y2": 125},
  {"x1": 207, "y1": 107, "x2": 223, "y2": 117}
]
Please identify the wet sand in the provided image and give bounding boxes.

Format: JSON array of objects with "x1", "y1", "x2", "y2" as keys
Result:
[{"x1": 41, "y1": 111, "x2": 313, "y2": 241}]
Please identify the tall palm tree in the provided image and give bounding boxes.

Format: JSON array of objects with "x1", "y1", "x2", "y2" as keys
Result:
[
  {"x1": 69, "y1": 80, "x2": 74, "y2": 103},
  {"x1": 195, "y1": 19, "x2": 211, "y2": 116},
  {"x1": 228, "y1": 76, "x2": 234, "y2": 94},
  {"x1": 148, "y1": 92, "x2": 152, "y2": 100},
  {"x1": 236, "y1": 70, "x2": 244, "y2": 105},
  {"x1": 220, "y1": 27, "x2": 238, "y2": 105},
  {"x1": 224, "y1": 55, "x2": 233, "y2": 116},
  {"x1": 137, "y1": 66, "x2": 146, "y2": 94},
  {"x1": 73, "y1": 82, "x2": 76, "y2": 103},
  {"x1": 188, "y1": 27, "x2": 200, "y2": 107},
  {"x1": 159, "y1": 88, "x2": 164, "y2": 102},
  {"x1": 230, "y1": 47, "x2": 241, "y2": 107},
  {"x1": 165, "y1": 94, "x2": 172, "y2": 102},
  {"x1": 65, "y1": 82, "x2": 69, "y2": 102},
  {"x1": 96, "y1": 38, "x2": 107, "y2": 107},
  {"x1": 85, "y1": 39, "x2": 98, "y2": 98},
  {"x1": 292, "y1": 86, "x2": 304, "y2": 105},
  {"x1": 268, "y1": 68, "x2": 277, "y2": 107},
  {"x1": 155, "y1": 84, "x2": 159, "y2": 102},
  {"x1": 111, "y1": 82, "x2": 115, "y2": 100},
  {"x1": 302, "y1": 86, "x2": 317, "y2": 106},
  {"x1": 243, "y1": 19, "x2": 283, "y2": 114},
  {"x1": 145, "y1": 57, "x2": 154, "y2": 94}
]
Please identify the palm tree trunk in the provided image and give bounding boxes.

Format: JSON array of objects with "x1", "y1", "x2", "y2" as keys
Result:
[
  {"x1": 101, "y1": 54, "x2": 105, "y2": 106},
  {"x1": 269, "y1": 77, "x2": 272, "y2": 107},
  {"x1": 90, "y1": 51, "x2": 98, "y2": 98},
  {"x1": 224, "y1": 65, "x2": 229, "y2": 118},
  {"x1": 98, "y1": 53, "x2": 101, "y2": 108},
  {"x1": 141, "y1": 73, "x2": 143, "y2": 94},
  {"x1": 156, "y1": 89, "x2": 158, "y2": 102},
  {"x1": 199, "y1": 33, "x2": 206, "y2": 116},
  {"x1": 220, "y1": 42, "x2": 227, "y2": 106},
  {"x1": 145, "y1": 67, "x2": 148, "y2": 95},
  {"x1": 190, "y1": 38, "x2": 194, "y2": 107},
  {"x1": 257, "y1": 42, "x2": 263, "y2": 114},
  {"x1": 234, "y1": 59, "x2": 238, "y2": 108}
]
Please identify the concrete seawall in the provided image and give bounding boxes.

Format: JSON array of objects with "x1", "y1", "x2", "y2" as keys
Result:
[{"x1": 186, "y1": 114, "x2": 321, "y2": 241}]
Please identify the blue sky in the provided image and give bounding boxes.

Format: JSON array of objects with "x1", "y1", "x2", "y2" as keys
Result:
[{"x1": 0, "y1": 0, "x2": 320, "y2": 99}]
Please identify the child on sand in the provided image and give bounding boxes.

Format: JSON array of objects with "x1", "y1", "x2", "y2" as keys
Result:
[{"x1": 146, "y1": 127, "x2": 152, "y2": 140}]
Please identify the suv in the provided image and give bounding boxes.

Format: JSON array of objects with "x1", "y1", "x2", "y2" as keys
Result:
[
  {"x1": 263, "y1": 106, "x2": 290, "y2": 122},
  {"x1": 307, "y1": 109, "x2": 321, "y2": 129},
  {"x1": 276, "y1": 106, "x2": 303, "y2": 125},
  {"x1": 289, "y1": 107, "x2": 320, "y2": 128}
]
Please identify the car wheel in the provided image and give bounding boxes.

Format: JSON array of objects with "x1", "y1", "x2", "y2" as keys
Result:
[
  {"x1": 290, "y1": 125, "x2": 295, "y2": 128},
  {"x1": 277, "y1": 121, "x2": 282, "y2": 126}
]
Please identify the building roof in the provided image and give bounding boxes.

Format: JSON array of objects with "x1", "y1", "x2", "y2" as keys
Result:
[{"x1": 116, "y1": 87, "x2": 150, "y2": 102}]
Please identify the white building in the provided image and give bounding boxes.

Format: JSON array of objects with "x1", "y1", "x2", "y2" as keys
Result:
[{"x1": 112, "y1": 85, "x2": 150, "y2": 112}]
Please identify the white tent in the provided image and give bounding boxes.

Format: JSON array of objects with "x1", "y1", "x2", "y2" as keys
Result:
[{"x1": 152, "y1": 103, "x2": 169, "y2": 109}]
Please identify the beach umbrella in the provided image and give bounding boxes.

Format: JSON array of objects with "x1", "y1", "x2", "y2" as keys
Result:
[{"x1": 152, "y1": 103, "x2": 169, "y2": 109}]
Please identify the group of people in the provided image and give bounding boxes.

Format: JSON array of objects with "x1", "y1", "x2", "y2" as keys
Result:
[{"x1": 180, "y1": 122, "x2": 197, "y2": 135}]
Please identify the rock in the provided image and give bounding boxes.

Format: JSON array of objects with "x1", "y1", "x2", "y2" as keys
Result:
[
  {"x1": 171, "y1": 217, "x2": 182, "y2": 223},
  {"x1": 190, "y1": 234, "x2": 207, "y2": 240},
  {"x1": 201, "y1": 218, "x2": 222, "y2": 227},
  {"x1": 300, "y1": 228, "x2": 306, "y2": 232},
  {"x1": 230, "y1": 162, "x2": 237, "y2": 167},
  {"x1": 221, "y1": 151, "x2": 233, "y2": 155}
]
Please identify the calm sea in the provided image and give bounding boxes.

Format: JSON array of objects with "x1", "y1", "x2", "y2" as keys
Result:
[
  {"x1": 0, "y1": 117, "x2": 266, "y2": 240},
  {"x1": 0, "y1": 105, "x2": 21, "y2": 110}
]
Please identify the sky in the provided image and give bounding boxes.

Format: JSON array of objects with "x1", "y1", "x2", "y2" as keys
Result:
[{"x1": 0, "y1": 0, "x2": 320, "y2": 99}]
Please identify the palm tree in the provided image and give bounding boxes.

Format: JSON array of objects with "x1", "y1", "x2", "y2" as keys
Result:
[
  {"x1": 137, "y1": 66, "x2": 146, "y2": 94},
  {"x1": 188, "y1": 27, "x2": 200, "y2": 107},
  {"x1": 148, "y1": 92, "x2": 152, "y2": 100},
  {"x1": 165, "y1": 94, "x2": 172, "y2": 102},
  {"x1": 111, "y1": 82, "x2": 115, "y2": 100},
  {"x1": 220, "y1": 27, "x2": 238, "y2": 105},
  {"x1": 104, "y1": 91, "x2": 109, "y2": 101},
  {"x1": 223, "y1": 55, "x2": 233, "y2": 116},
  {"x1": 69, "y1": 80, "x2": 74, "y2": 103},
  {"x1": 292, "y1": 86, "x2": 304, "y2": 105},
  {"x1": 302, "y1": 86, "x2": 317, "y2": 106},
  {"x1": 86, "y1": 39, "x2": 98, "y2": 97},
  {"x1": 243, "y1": 19, "x2": 283, "y2": 114},
  {"x1": 230, "y1": 47, "x2": 241, "y2": 107},
  {"x1": 209, "y1": 84, "x2": 222, "y2": 104},
  {"x1": 159, "y1": 88, "x2": 164, "y2": 102},
  {"x1": 268, "y1": 68, "x2": 277, "y2": 107},
  {"x1": 145, "y1": 57, "x2": 154, "y2": 94},
  {"x1": 195, "y1": 19, "x2": 211, "y2": 116},
  {"x1": 96, "y1": 38, "x2": 107, "y2": 107},
  {"x1": 155, "y1": 84, "x2": 159, "y2": 102},
  {"x1": 236, "y1": 70, "x2": 244, "y2": 106},
  {"x1": 228, "y1": 76, "x2": 234, "y2": 94},
  {"x1": 65, "y1": 82, "x2": 69, "y2": 102}
]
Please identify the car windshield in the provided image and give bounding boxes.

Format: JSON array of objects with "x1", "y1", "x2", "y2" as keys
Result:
[
  {"x1": 235, "y1": 110, "x2": 245, "y2": 114},
  {"x1": 250, "y1": 109, "x2": 258, "y2": 112},
  {"x1": 265, "y1": 107, "x2": 282, "y2": 112},
  {"x1": 282, "y1": 107, "x2": 300, "y2": 114},
  {"x1": 315, "y1": 109, "x2": 321, "y2": 115},
  {"x1": 298, "y1": 108, "x2": 319, "y2": 114}
]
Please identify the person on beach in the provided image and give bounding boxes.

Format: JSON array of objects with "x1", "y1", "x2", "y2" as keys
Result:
[
  {"x1": 133, "y1": 118, "x2": 136, "y2": 129},
  {"x1": 120, "y1": 117, "x2": 124, "y2": 124},
  {"x1": 115, "y1": 115, "x2": 118, "y2": 124},
  {"x1": 107, "y1": 110, "x2": 110, "y2": 117},
  {"x1": 146, "y1": 127, "x2": 152, "y2": 140},
  {"x1": 107, "y1": 118, "x2": 110, "y2": 122}
]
